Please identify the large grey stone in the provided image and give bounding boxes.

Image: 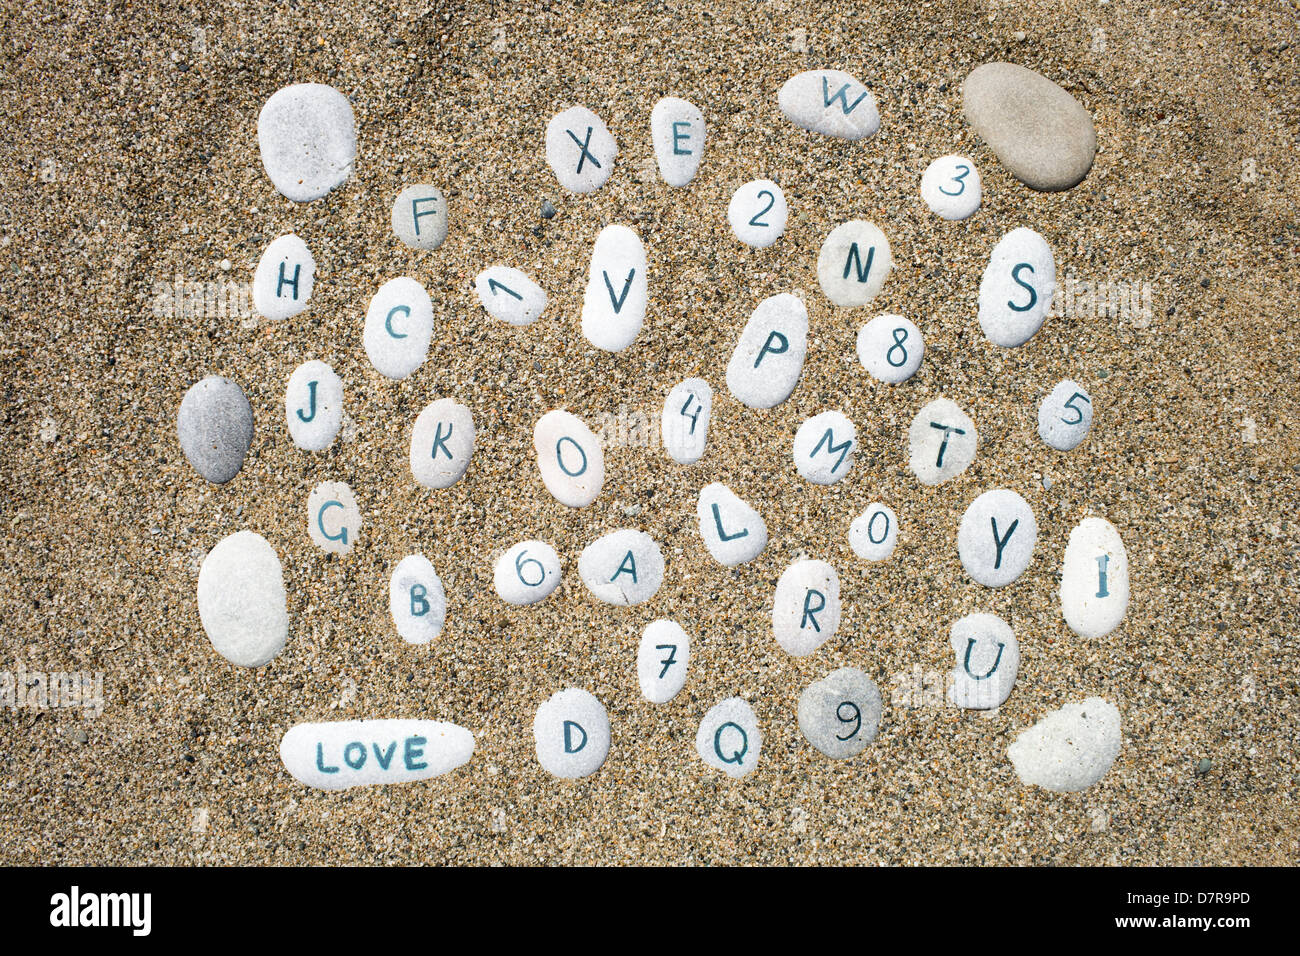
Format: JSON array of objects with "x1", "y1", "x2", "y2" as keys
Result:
[{"x1": 177, "y1": 376, "x2": 254, "y2": 484}]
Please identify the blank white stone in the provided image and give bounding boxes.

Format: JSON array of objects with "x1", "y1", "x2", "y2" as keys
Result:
[
  {"x1": 920, "y1": 155, "x2": 981, "y2": 220},
  {"x1": 1060, "y1": 517, "x2": 1129, "y2": 638},
  {"x1": 857, "y1": 314, "x2": 923, "y2": 384},
  {"x1": 545, "y1": 106, "x2": 617, "y2": 193},
  {"x1": 798, "y1": 668, "x2": 882, "y2": 758},
  {"x1": 581, "y1": 224, "x2": 647, "y2": 352},
  {"x1": 727, "y1": 179, "x2": 787, "y2": 248},
  {"x1": 793, "y1": 410, "x2": 857, "y2": 484},
  {"x1": 389, "y1": 553, "x2": 446, "y2": 645},
  {"x1": 1008, "y1": 697, "x2": 1121, "y2": 792},
  {"x1": 494, "y1": 540, "x2": 562, "y2": 606},
  {"x1": 197, "y1": 530, "x2": 288, "y2": 668},
  {"x1": 474, "y1": 266, "x2": 547, "y2": 327},
  {"x1": 661, "y1": 378, "x2": 712, "y2": 465},
  {"x1": 697, "y1": 483, "x2": 767, "y2": 567},
  {"x1": 285, "y1": 361, "x2": 343, "y2": 452},
  {"x1": 534, "y1": 688, "x2": 610, "y2": 779},
  {"x1": 364, "y1": 277, "x2": 434, "y2": 380},
  {"x1": 818, "y1": 220, "x2": 893, "y2": 307},
  {"x1": 696, "y1": 697, "x2": 761, "y2": 778},
  {"x1": 578, "y1": 529, "x2": 664, "y2": 606},
  {"x1": 778, "y1": 70, "x2": 880, "y2": 141},
  {"x1": 957, "y1": 489, "x2": 1038, "y2": 588},
  {"x1": 978, "y1": 227, "x2": 1056, "y2": 347},
  {"x1": 409, "y1": 398, "x2": 474, "y2": 489},
  {"x1": 725, "y1": 292, "x2": 808, "y2": 409},
  {"x1": 533, "y1": 409, "x2": 604, "y2": 507},
  {"x1": 948, "y1": 613, "x2": 1019, "y2": 710},
  {"x1": 391, "y1": 184, "x2": 448, "y2": 251},
  {"x1": 637, "y1": 619, "x2": 690, "y2": 703},
  {"x1": 651, "y1": 96, "x2": 705, "y2": 187},
  {"x1": 308, "y1": 481, "x2": 361, "y2": 555},
  {"x1": 257, "y1": 83, "x2": 355, "y2": 202},
  {"x1": 253, "y1": 234, "x2": 315, "y2": 321},
  {"x1": 279, "y1": 719, "x2": 473, "y2": 791},
  {"x1": 908, "y1": 398, "x2": 977, "y2": 485},
  {"x1": 1038, "y1": 379, "x2": 1093, "y2": 451},
  {"x1": 773, "y1": 559, "x2": 841, "y2": 657},
  {"x1": 849, "y1": 503, "x2": 898, "y2": 561}
]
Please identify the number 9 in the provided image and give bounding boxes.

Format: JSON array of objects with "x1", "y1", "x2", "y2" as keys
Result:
[{"x1": 835, "y1": 701, "x2": 861, "y2": 740}]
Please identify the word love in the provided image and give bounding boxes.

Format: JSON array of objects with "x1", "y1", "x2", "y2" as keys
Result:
[{"x1": 279, "y1": 719, "x2": 475, "y2": 790}]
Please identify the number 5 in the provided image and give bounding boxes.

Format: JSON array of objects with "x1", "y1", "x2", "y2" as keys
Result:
[{"x1": 1061, "y1": 391, "x2": 1091, "y2": 426}]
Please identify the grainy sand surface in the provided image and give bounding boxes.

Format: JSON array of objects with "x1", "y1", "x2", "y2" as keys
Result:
[{"x1": 1, "y1": 0, "x2": 1297, "y2": 865}]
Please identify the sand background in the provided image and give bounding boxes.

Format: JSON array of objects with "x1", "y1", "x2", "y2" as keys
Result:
[{"x1": 0, "y1": 0, "x2": 1297, "y2": 865}]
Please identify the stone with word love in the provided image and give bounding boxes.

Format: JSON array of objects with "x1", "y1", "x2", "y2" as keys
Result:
[
  {"x1": 279, "y1": 718, "x2": 474, "y2": 790},
  {"x1": 661, "y1": 378, "x2": 713, "y2": 464},
  {"x1": 858, "y1": 314, "x2": 924, "y2": 384},
  {"x1": 178, "y1": 376, "x2": 254, "y2": 484},
  {"x1": 773, "y1": 559, "x2": 841, "y2": 657},
  {"x1": 308, "y1": 480, "x2": 361, "y2": 555},
  {"x1": 978, "y1": 227, "x2": 1056, "y2": 347},
  {"x1": 1061, "y1": 517, "x2": 1129, "y2": 638},
  {"x1": 494, "y1": 540, "x2": 562, "y2": 606},
  {"x1": 578, "y1": 528, "x2": 664, "y2": 605},
  {"x1": 545, "y1": 105, "x2": 617, "y2": 193},
  {"x1": 958, "y1": 489, "x2": 1038, "y2": 588},
  {"x1": 637, "y1": 619, "x2": 690, "y2": 703},
  {"x1": 534, "y1": 688, "x2": 610, "y2": 779},
  {"x1": 948, "y1": 613, "x2": 1019, "y2": 710},
  {"x1": 726, "y1": 292, "x2": 808, "y2": 408},
  {"x1": 410, "y1": 398, "x2": 475, "y2": 489},
  {"x1": 920, "y1": 155, "x2": 981, "y2": 220},
  {"x1": 908, "y1": 397, "x2": 977, "y2": 485},
  {"x1": 1038, "y1": 379, "x2": 1093, "y2": 451},
  {"x1": 849, "y1": 502, "x2": 898, "y2": 562},
  {"x1": 474, "y1": 265, "x2": 548, "y2": 326},
  {"x1": 793, "y1": 410, "x2": 857, "y2": 484},
  {"x1": 778, "y1": 69, "x2": 881, "y2": 141},
  {"x1": 197, "y1": 530, "x2": 288, "y2": 668},
  {"x1": 534, "y1": 409, "x2": 604, "y2": 507},
  {"x1": 798, "y1": 667, "x2": 882, "y2": 759},
  {"x1": 818, "y1": 220, "x2": 893, "y2": 307},
  {"x1": 363, "y1": 276, "x2": 435, "y2": 380},
  {"x1": 1007, "y1": 697, "x2": 1121, "y2": 792},
  {"x1": 285, "y1": 360, "x2": 343, "y2": 452},
  {"x1": 253, "y1": 234, "x2": 315, "y2": 321},
  {"x1": 389, "y1": 553, "x2": 446, "y2": 644},
  {"x1": 728, "y1": 179, "x2": 787, "y2": 248},
  {"x1": 696, "y1": 697, "x2": 761, "y2": 778},
  {"x1": 651, "y1": 96, "x2": 706, "y2": 187},
  {"x1": 257, "y1": 83, "x2": 356, "y2": 202},
  {"x1": 391, "y1": 184, "x2": 449, "y2": 251},
  {"x1": 582, "y1": 224, "x2": 648, "y2": 352},
  {"x1": 697, "y1": 482, "x2": 767, "y2": 567}
]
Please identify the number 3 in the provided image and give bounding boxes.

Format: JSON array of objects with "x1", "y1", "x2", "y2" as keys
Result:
[{"x1": 939, "y1": 164, "x2": 971, "y2": 197}]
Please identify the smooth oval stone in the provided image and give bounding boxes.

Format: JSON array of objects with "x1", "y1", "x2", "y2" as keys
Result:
[
  {"x1": 651, "y1": 96, "x2": 705, "y2": 187},
  {"x1": 817, "y1": 220, "x2": 893, "y2": 307},
  {"x1": 637, "y1": 619, "x2": 690, "y2": 704},
  {"x1": 1007, "y1": 697, "x2": 1121, "y2": 792},
  {"x1": 494, "y1": 540, "x2": 562, "y2": 606},
  {"x1": 1038, "y1": 379, "x2": 1093, "y2": 451},
  {"x1": 661, "y1": 377, "x2": 712, "y2": 464},
  {"x1": 957, "y1": 489, "x2": 1038, "y2": 587},
  {"x1": 285, "y1": 360, "x2": 343, "y2": 452},
  {"x1": 948, "y1": 613, "x2": 1019, "y2": 710},
  {"x1": 581, "y1": 224, "x2": 647, "y2": 352},
  {"x1": 364, "y1": 277, "x2": 434, "y2": 380},
  {"x1": 257, "y1": 83, "x2": 355, "y2": 202},
  {"x1": 280, "y1": 719, "x2": 474, "y2": 791},
  {"x1": 908, "y1": 398, "x2": 977, "y2": 485},
  {"x1": 197, "y1": 530, "x2": 287, "y2": 667},
  {"x1": 474, "y1": 265, "x2": 548, "y2": 326},
  {"x1": 253, "y1": 234, "x2": 316, "y2": 320},
  {"x1": 578, "y1": 529, "x2": 664, "y2": 606},
  {"x1": 389, "y1": 553, "x2": 446, "y2": 644},
  {"x1": 533, "y1": 409, "x2": 604, "y2": 507},
  {"x1": 391, "y1": 184, "x2": 448, "y2": 251},
  {"x1": 725, "y1": 292, "x2": 809, "y2": 409},
  {"x1": 697, "y1": 482, "x2": 767, "y2": 567},
  {"x1": 793, "y1": 410, "x2": 857, "y2": 484},
  {"x1": 977, "y1": 227, "x2": 1056, "y2": 347},
  {"x1": 727, "y1": 179, "x2": 787, "y2": 248},
  {"x1": 773, "y1": 559, "x2": 841, "y2": 657},
  {"x1": 798, "y1": 668, "x2": 881, "y2": 758},
  {"x1": 858, "y1": 314, "x2": 923, "y2": 384},
  {"x1": 849, "y1": 502, "x2": 898, "y2": 562},
  {"x1": 920, "y1": 154, "x2": 981, "y2": 220},
  {"x1": 534, "y1": 688, "x2": 610, "y2": 779},
  {"x1": 409, "y1": 398, "x2": 475, "y2": 489},
  {"x1": 308, "y1": 480, "x2": 361, "y2": 555},
  {"x1": 545, "y1": 106, "x2": 617, "y2": 193},
  {"x1": 778, "y1": 69, "x2": 880, "y2": 141},
  {"x1": 696, "y1": 697, "x2": 761, "y2": 778},
  {"x1": 962, "y1": 62, "x2": 1097, "y2": 192},
  {"x1": 178, "y1": 376, "x2": 254, "y2": 484},
  {"x1": 1060, "y1": 517, "x2": 1129, "y2": 638}
]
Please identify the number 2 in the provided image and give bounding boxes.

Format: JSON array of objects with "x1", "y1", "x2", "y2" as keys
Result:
[{"x1": 748, "y1": 190, "x2": 776, "y2": 227}]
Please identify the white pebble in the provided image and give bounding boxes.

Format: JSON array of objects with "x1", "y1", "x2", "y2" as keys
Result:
[
  {"x1": 409, "y1": 398, "x2": 475, "y2": 489},
  {"x1": 637, "y1": 620, "x2": 690, "y2": 703},
  {"x1": 857, "y1": 314, "x2": 923, "y2": 383},
  {"x1": 727, "y1": 179, "x2": 787, "y2": 248},
  {"x1": 253, "y1": 234, "x2": 315, "y2": 320},
  {"x1": 389, "y1": 553, "x2": 446, "y2": 644},
  {"x1": 307, "y1": 481, "x2": 361, "y2": 555},
  {"x1": 197, "y1": 530, "x2": 287, "y2": 668},
  {"x1": 1060, "y1": 517, "x2": 1129, "y2": 638},
  {"x1": 474, "y1": 266, "x2": 547, "y2": 326},
  {"x1": 391, "y1": 184, "x2": 448, "y2": 251},
  {"x1": 948, "y1": 613, "x2": 1019, "y2": 710},
  {"x1": 817, "y1": 220, "x2": 893, "y2": 307},
  {"x1": 279, "y1": 719, "x2": 473, "y2": 791},
  {"x1": 848, "y1": 502, "x2": 898, "y2": 561},
  {"x1": 578, "y1": 529, "x2": 664, "y2": 606},
  {"x1": 285, "y1": 360, "x2": 343, "y2": 452},
  {"x1": 661, "y1": 378, "x2": 712, "y2": 464},
  {"x1": 977, "y1": 227, "x2": 1056, "y2": 347},
  {"x1": 494, "y1": 540, "x2": 562, "y2": 606},
  {"x1": 581, "y1": 224, "x2": 647, "y2": 352},
  {"x1": 651, "y1": 96, "x2": 705, "y2": 187},
  {"x1": 725, "y1": 292, "x2": 808, "y2": 409},
  {"x1": 545, "y1": 106, "x2": 617, "y2": 193},
  {"x1": 908, "y1": 398, "x2": 977, "y2": 485},
  {"x1": 533, "y1": 409, "x2": 604, "y2": 507},
  {"x1": 920, "y1": 155, "x2": 981, "y2": 220},
  {"x1": 778, "y1": 70, "x2": 881, "y2": 140},
  {"x1": 257, "y1": 83, "x2": 355, "y2": 202},
  {"x1": 696, "y1": 697, "x2": 761, "y2": 778},
  {"x1": 534, "y1": 688, "x2": 610, "y2": 779},
  {"x1": 697, "y1": 482, "x2": 767, "y2": 567},
  {"x1": 1038, "y1": 379, "x2": 1093, "y2": 451},
  {"x1": 793, "y1": 410, "x2": 857, "y2": 484},
  {"x1": 773, "y1": 559, "x2": 841, "y2": 657},
  {"x1": 1008, "y1": 697, "x2": 1121, "y2": 792},
  {"x1": 957, "y1": 489, "x2": 1038, "y2": 588},
  {"x1": 363, "y1": 277, "x2": 434, "y2": 380}
]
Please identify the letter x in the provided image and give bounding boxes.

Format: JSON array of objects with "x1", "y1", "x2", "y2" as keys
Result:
[{"x1": 566, "y1": 126, "x2": 601, "y2": 173}]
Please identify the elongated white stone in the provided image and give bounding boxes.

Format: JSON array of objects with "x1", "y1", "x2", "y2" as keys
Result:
[
  {"x1": 651, "y1": 96, "x2": 705, "y2": 187},
  {"x1": 637, "y1": 620, "x2": 690, "y2": 703},
  {"x1": 475, "y1": 266, "x2": 547, "y2": 327},
  {"x1": 818, "y1": 221, "x2": 892, "y2": 307},
  {"x1": 1061, "y1": 517, "x2": 1129, "y2": 638},
  {"x1": 389, "y1": 553, "x2": 446, "y2": 644},
  {"x1": 1008, "y1": 697, "x2": 1121, "y2": 792},
  {"x1": 410, "y1": 398, "x2": 475, "y2": 489},
  {"x1": 578, "y1": 529, "x2": 664, "y2": 606},
  {"x1": 533, "y1": 409, "x2": 604, "y2": 507},
  {"x1": 286, "y1": 361, "x2": 343, "y2": 452},
  {"x1": 948, "y1": 613, "x2": 1019, "y2": 710},
  {"x1": 279, "y1": 719, "x2": 474, "y2": 791},
  {"x1": 725, "y1": 292, "x2": 808, "y2": 409},
  {"x1": 363, "y1": 277, "x2": 434, "y2": 380},
  {"x1": 793, "y1": 410, "x2": 857, "y2": 484},
  {"x1": 978, "y1": 228, "x2": 1055, "y2": 347},
  {"x1": 778, "y1": 70, "x2": 880, "y2": 141},
  {"x1": 253, "y1": 234, "x2": 315, "y2": 320},
  {"x1": 197, "y1": 530, "x2": 288, "y2": 668},
  {"x1": 581, "y1": 224, "x2": 647, "y2": 352},
  {"x1": 773, "y1": 559, "x2": 841, "y2": 657},
  {"x1": 697, "y1": 483, "x2": 767, "y2": 567},
  {"x1": 661, "y1": 378, "x2": 712, "y2": 465},
  {"x1": 494, "y1": 540, "x2": 562, "y2": 606}
]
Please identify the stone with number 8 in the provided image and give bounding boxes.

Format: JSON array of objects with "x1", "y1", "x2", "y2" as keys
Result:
[{"x1": 858, "y1": 314, "x2": 924, "y2": 384}]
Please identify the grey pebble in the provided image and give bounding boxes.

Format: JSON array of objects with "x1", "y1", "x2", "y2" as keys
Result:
[
  {"x1": 177, "y1": 376, "x2": 254, "y2": 484},
  {"x1": 797, "y1": 667, "x2": 882, "y2": 759},
  {"x1": 1195, "y1": 757, "x2": 1213, "y2": 776},
  {"x1": 540, "y1": 199, "x2": 556, "y2": 219},
  {"x1": 72, "y1": 728, "x2": 89, "y2": 744}
]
